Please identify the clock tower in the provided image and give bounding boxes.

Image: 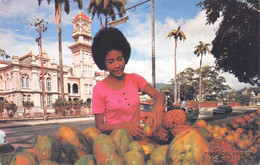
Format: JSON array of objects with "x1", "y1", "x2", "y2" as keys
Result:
[
  {"x1": 69, "y1": 12, "x2": 94, "y2": 102},
  {"x1": 69, "y1": 12, "x2": 93, "y2": 78}
]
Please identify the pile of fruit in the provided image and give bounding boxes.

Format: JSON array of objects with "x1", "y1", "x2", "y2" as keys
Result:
[{"x1": 8, "y1": 109, "x2": 260, "y2": 165}]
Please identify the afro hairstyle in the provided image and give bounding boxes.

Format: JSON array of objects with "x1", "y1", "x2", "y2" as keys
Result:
[{"x1": 91, "y1": 27, "x2": 131, "y2": 70}]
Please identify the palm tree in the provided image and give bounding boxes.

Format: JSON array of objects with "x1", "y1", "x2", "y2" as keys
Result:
[
  {"x1": 167, "y1": 26, "x2": 186, "y2": 104},
  {"x1": 38, "y1": 0, "x2": 83, "y2": 99},
  {"x1": 194, "y1": 41, "x2": 211, "y2": 105},
  {"x1": 87, "y1": 0, "x2": 127, "y2": 28},
  {"x1": 0, "y1": 49, "x2": 10, "y2": 59}
]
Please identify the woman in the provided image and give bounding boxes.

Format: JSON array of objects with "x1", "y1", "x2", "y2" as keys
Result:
[{"x1": 91, "y1": 27, "x2": 165, "y2": 137}]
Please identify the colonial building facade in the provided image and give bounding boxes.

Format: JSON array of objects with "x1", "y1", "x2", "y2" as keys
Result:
[{"x1": 0, "y1": 12, "x2": 101, "y2": 115}]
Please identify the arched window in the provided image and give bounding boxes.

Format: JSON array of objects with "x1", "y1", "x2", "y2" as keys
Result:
[
  {"x1": 0, "y1": 76, "x2": 3, "y2": 90},
  {"x1": 68, "y1": 83, "x2": 71, "y2": 93},
  {"x1": 39, "y1": 78, "x2": 43, "y2": 90},
  {"x1": 73, "y1": 84, "x2": 78, "y2": 94},
  {"x1": 46, "y1": 78, "x2": 51, "y2": 91},
  {"x1": 21, "y1": 74, "x2": 30, "y2": 88}
]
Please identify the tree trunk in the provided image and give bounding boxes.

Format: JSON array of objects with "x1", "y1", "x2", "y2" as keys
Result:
[
  {"x1": 58, "y1": 4, "x2": 65, "y2": 100},
  {"x1": 174, "y1": 39, "x2": 178, "y2": 104},
  {"x1": 199, "y1": 54, "x2": 203, "y2": 107}
]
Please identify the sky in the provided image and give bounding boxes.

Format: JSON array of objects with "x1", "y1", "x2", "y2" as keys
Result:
[{"x1": 0, "y1": 0, "x2": 254, "y2": 90}]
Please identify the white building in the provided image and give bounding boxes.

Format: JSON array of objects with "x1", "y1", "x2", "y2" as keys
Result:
[{"x1": 0, "y1": 12, "x2": 99, "y2": 116}]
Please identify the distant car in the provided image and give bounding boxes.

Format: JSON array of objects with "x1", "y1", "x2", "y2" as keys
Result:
[
  {"x1": 213, "y1": 105, "x2": 232, "y2": 115},
  {"x1": 140, "y1": 102, "x2": 153, "y2": 125},
  {"x1": 0, "y1": 129, "x2": 7, "y2": 144}
]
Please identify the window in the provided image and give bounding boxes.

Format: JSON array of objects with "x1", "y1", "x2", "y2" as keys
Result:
[
  {"x1": 21, "y1": 74, "x2": 30, "y2": 88},
  {"x1": 27, "y1": 95, "x2": 31, "y2": 102},
  {"x1": 47, "y1": 94, "x2": 52, "y2": 106},
  {"x1": 40, "y1": 78, "x2": 43, "y2": 90},
  {"x1": 73, "y1": 84, "x2": 78, "y2": 94},
  {"x1": 23, "y1": 95, "x2": 26, "y2": 102},
  {"x1": 46, "y1": 78, "x2": 51, "y2": 91},
  {"x1": 40, "y1": 95, "x2": 44, "y2": 107},
  {"x1": 26, "y1": 77, "x2": 29, "y2": 87},
  {"x1": 68, "y1": 83, "x2": 71, "y2": 93}
]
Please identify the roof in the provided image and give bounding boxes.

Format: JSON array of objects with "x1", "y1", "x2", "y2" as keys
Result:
[{"x1": 75, "y1": 12, "x2": 89, "y2": 20}]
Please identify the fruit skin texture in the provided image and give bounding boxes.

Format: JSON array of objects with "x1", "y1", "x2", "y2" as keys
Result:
[
  {"x1": 74, "y1": 154, "x2": 95, "y2": 165},
  {"x1": 166, "y1": 128, "x2": 213, "y2": 165},
  {"x1": 210, "y1": 139, "x2": 242, "y2": 165},
  {"x1": 39, "y1": 160, "x2": 60, "y2": 165},
  {"x1": 82, "y1": 127, "x2": 101, "y2": 145},
  {"x1": 150, "y1": 145, "x2": 168, "y2": 165},
  {"x1": 162, "y1": 109, "x2": 187, "y2": 130},
  {"x1": 56, "y1": 125, "x2": 92, "y2": 164},
  {"x1": 93, "y1": 134, "x2": 123, "y2": 165},
  {"x1": 124, "y1": 150, "x2": 145, "y2": 165},
  {"x1": 170, "y1": 124, "x2": 193, "y2": 137},
  {"x1": 151, "y1": 127, "x2": 172, "y2": 145},
  {"x1": 9, "y1": 148, "x2": 39, "y2": 165},
  {"x1": 110, "y1": 128, "x2": 133, "y2": 156},
  {"x1": 127, "y1": 141, "x2": 145, "y2": 157},
  {"x1": 30, "y1": 134, "x2": 61, "y2": 163}
]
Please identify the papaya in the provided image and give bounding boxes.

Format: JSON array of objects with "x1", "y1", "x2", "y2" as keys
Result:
[
  {"x1": 82, "y1": 127, "x2": 101, "y2": 144},
  {"x1": 74, "y1": 154, "x2": 95, "y2": 165},
  {"x1": 30, "y1": 134, "x2": 61, "y2": 163},
  {"x1": 150, "y1": 145, "x2": 168, "y2": 165},
  {"x1": 124, "y1": 150, "x2": 145, "y2": 165},
  {"x1": 166, "y1": 128, "x2": 213, "y2": 165},
  {"x1": 57, "y1": 125, "x2": 92, "y2": 164},
  {"x1": 128, "y1": 141, "x2": 145, "y2": 157},
  {"x1": 93, "y1": 134, "x2": 123, "y2": 165},
  {"x1": 39, "y1": 160, "x2": 60, "y2": 165},
  {"x1": 9, "y1": 148, "x2": 39, "y2": 165},
  {"x1": 110, "y1": 128, "x2": 133, "y2": 156}
]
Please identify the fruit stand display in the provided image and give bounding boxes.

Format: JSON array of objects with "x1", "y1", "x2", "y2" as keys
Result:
[{"x1": 2, "y1": 108, "x2": 260, "y2": 165}]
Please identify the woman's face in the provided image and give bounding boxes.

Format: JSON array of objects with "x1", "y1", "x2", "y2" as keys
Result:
[{"x1": 105, "y1": 50, "x2": 125, "y2": 78}]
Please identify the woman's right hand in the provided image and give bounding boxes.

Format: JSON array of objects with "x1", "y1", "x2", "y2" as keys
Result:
[{"x1": 119, "y1": 122, "x2": 144, "y2": 138}]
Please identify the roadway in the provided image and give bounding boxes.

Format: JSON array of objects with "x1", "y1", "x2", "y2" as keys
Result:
[{"x1": 1, "y1": 106, "x2": 258, "y2": 149}]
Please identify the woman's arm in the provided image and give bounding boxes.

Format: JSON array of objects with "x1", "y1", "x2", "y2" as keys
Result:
[
  {"x1": 95, "y1": 113, "x2": 144, "y2": 137},
  {"x1": 143, "y1": 84, "x2": 165, "y2": 132}
]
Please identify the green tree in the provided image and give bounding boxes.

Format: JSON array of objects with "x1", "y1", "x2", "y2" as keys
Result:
[
  {"x1": 87, "y1": 0, "x2": 127, "y2": 28},
  {"x1": 22, "y1": 101, "x2": 34, "y2": 117},
  {"x1": 194, "y1": 41, "x2": 211, "y2": 105},
  {"x1": 197, "y1": 0, "x2": 259, "y2": 86},
  {"x1": 5, "y1": 101, "x2": 17, "y2": 118},
  {"x1": 173, "y1": 66, "x2": 229, "y2": 102},
  {"x1": 167, "y1": 26, "x2": 186, "y2": 104},
  {"x1": 38, "y1": 0, "x2": 83, "y2": 99},
  {"x1": 73, "y1": 99, "x2": 84, "y2": 115},
  {"x1": 52, "y1": 98, "x2": 67, "y2": 116}
]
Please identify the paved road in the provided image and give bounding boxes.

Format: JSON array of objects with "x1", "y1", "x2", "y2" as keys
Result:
[
  {"x1": 2, "y1": 119, "x2": 95, "y2": 149},
  {"x1": 1, "y1": 107, "x2": 258, "y2": 149}
]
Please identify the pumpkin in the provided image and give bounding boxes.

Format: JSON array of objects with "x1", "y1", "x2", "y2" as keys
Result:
[
  {"x1": 57, "y1": 125, "x2": 92, "y2": 164},
  {"x1": 235, "y1": 117, "x2": 246, "y2": 124},
  {"x1": 93, "y1": 134, "x2": 123, "y2": 165},
  {"x1": 110, "y1": 128, "x2": 133, "y2": 156},
  {"x1": 196, "y1": 127, "x2": 214, "y2": 142},
  {"x1": 124, "y1": 150, "x2": 145, "y2": 165},
  {"x1": 166, "y1": 128, "x2": 213, "y2": 165}
]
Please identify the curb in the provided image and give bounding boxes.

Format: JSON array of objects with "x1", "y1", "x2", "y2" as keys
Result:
[{"x1": 1, "y1": 116, "x2": 95, "y2": 129}]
